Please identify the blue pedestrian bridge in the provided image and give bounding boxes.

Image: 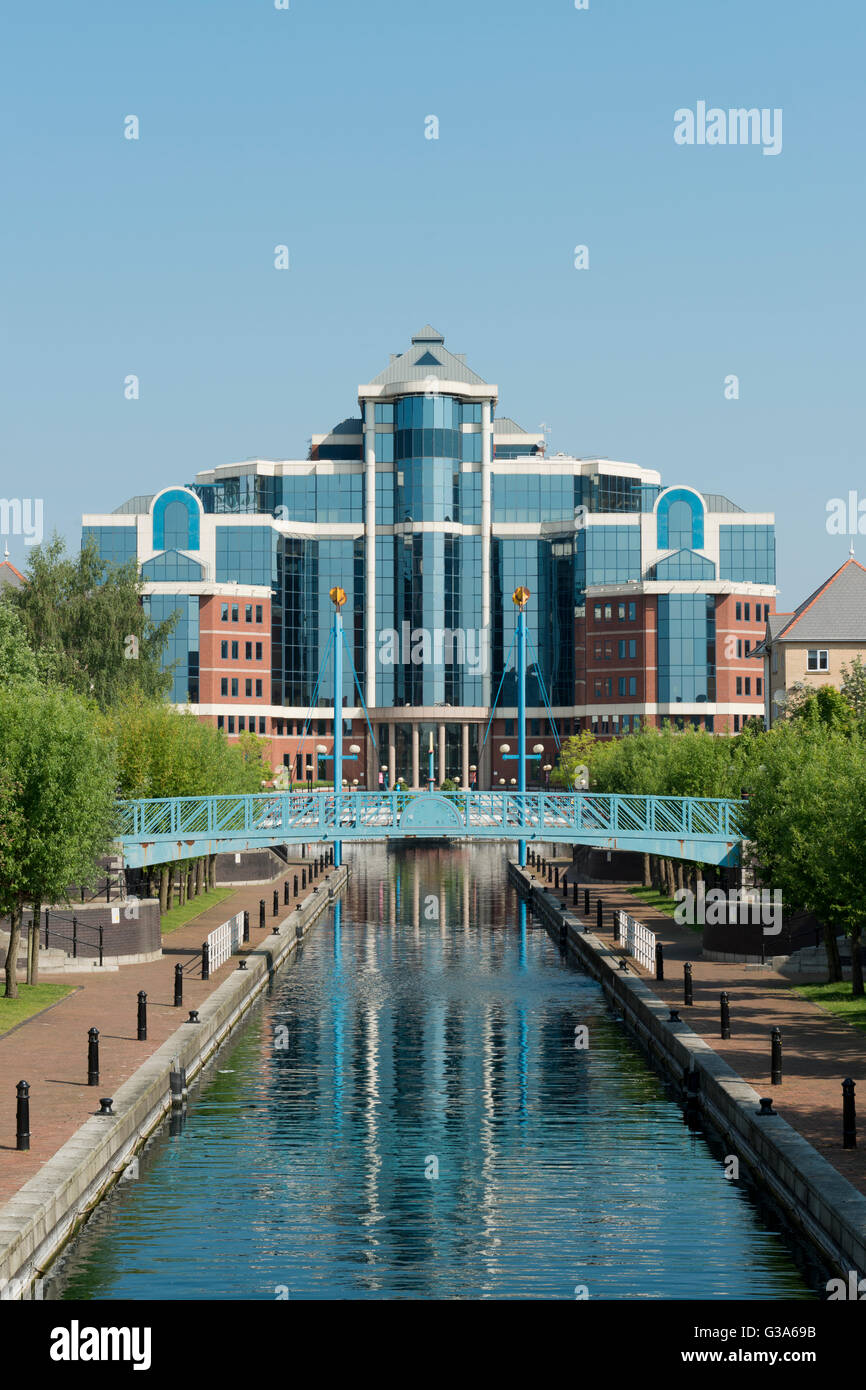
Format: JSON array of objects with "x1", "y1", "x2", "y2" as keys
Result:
[{"x1": 117, "y1": 790, "x2": 744, "y2": 868}]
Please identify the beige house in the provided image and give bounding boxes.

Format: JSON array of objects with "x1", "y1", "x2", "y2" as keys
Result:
[{"x1": 753, "y1": 556, "x2": 866, "y2": 726}]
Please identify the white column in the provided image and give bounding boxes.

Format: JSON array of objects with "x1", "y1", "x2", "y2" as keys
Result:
[
  {"x1": 438, "y1": 722, "x2": 446, "y2": 785},
  {"x1": 481, "y1": 399, "x2": 492, "y2": 709},
  {"x1": 461, "y1": 722, "x2": 470, "y2": 789},
  {"x1": 363, "y1": 399, "x2": 377, "y2": 710},
  {"x1": 388, "y1": 731, "x2": 396, "y2": 788},
  {"x1": 411, "y1": 725, "x2": 420, "y2": 790}
]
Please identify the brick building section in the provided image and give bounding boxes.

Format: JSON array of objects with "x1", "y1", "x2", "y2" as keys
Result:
[
  {"x1": 199, "y1": 592, "x2": 271, "y2": 733},
  {"x1": 714, "y1": 593, "x2": 776, "y2": 732}
]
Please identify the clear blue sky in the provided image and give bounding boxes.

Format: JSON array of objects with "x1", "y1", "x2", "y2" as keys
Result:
[{"x1": 2, "y1": 0, "x2": 863, "y2": 608}]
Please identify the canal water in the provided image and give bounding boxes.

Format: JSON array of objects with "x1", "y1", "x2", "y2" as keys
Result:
[{"x1": 51, "y1": 844, "x2": 814, "y2": 1300}]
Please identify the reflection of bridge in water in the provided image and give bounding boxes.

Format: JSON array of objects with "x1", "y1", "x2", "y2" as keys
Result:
[{"x1": 118, "y1": 789, "x2": 744, "y2": 868}]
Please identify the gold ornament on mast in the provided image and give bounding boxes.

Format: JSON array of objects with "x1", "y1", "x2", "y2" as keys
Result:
[
  {"x1": 512, "y1": 586, "x2": 530, "y2": 610},
  {"x1": 329, "y1": 585, "x2": 347, "y2": 610}
]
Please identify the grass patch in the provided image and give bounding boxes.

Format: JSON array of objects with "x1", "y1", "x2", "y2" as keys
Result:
[
  {"x1": 793, "y1": 982, "x2": 866, "y2": 1034},
  {"x1": 160, "y1": 887, "x2": 234, "y2": 936},
  {"x1": 624, "y1": 884, "x2": 702, "y2": 933},
  {"x1": 0, "y1": 983, "x2": 75, "y2": 1035}
]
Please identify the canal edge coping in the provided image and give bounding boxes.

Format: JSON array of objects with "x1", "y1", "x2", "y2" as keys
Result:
[
  {"x1": 0, "y1": 865, "x2": 349, "y2": 1299},
  {"x1": 510, "y1": 861, "x2": 866, "y2": 1284}
]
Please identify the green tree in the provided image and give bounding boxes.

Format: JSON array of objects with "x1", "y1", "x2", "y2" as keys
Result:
[
  {"x1": 8, "y1": 534, "x2": 178, "y2": 707},
  {"x1": 742, "y1": 723, "x2": 866, "y2": 992},
  {"x1": 787, "y1": 683, "x2": 858, "y2": 734},
  {"x1": 840, "y1": 656, "x2": 866, "y2": 722},
  {"x1": 0, "y1": 602, "x2": 38, "y2": 686},
  {"x1": 0, "y1": 683, "x2": 118, "y2": 997}
]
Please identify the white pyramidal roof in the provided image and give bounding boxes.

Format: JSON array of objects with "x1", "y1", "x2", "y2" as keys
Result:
[{"x1": 361, "y1": 326, "x2": 493, "y2": 392}]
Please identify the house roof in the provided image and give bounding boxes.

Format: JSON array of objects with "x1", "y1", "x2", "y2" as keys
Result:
[
  {"x1": 758, "y1": 558, "x2": 866, "y2": 650},
  {"x1": 0, "y1": 555, "x2": 26, "y2": 590}
]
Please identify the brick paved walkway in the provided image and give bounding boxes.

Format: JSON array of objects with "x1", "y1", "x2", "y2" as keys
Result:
[
  {"x1": 531, "y1": 854, "x2": 866, "y2": 1197},
  {"x1": 0, "y1": 853, "x2": 331, "y2": 1205}
]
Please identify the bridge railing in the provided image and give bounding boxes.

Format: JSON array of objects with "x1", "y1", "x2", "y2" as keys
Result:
[{"x1": 117, "y1": 789, "x2": 744, "y2": 841}]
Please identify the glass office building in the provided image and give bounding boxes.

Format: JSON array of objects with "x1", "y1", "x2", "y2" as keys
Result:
[{"x1": 82, "y1": 326, "x2": 777, "y2": 784}]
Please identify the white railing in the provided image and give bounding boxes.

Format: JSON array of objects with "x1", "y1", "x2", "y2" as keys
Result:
[
  {"x1": 207, "y1": 910, "x2": 245, "y2": 973},
  {"x1": 614, "y1": 908, "x2": 656, "y2": 973}
]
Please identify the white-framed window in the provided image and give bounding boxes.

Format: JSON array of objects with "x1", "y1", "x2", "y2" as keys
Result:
[{"x1": 807, "y1": 649, "x2": 828, "y2": 671}]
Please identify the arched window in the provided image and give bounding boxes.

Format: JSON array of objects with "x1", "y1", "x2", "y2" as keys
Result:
[
  {"x1": 656, "y1": 488, "x2": 704, "y2": 552},
  {"x1": 152, "y1": 490, "x2": 201, "y2": 552}
]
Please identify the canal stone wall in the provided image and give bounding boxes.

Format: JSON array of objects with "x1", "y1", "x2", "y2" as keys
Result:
[
  {"x1": 0, "y1": 866, "x2": 349, "y2": 1299},
  {"x1": 510, "y1": 861, "x2": 866, "y2": 1284}
]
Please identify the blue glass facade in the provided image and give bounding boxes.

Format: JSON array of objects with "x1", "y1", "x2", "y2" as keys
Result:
[
  {"x1": 143, "y1": 594, "x2": 199, "y2": 703},
  {"x1": 657, "y1": 595, "x2": 716, "y2": 704},
  {"x1": 719, "y1": 525, "x2": 775, "y2": 585},
  {"x1": 273, "y1": 538, "x2": 364, "y2": 709},
  {"x1": 82, "y1": 526, "x2": 137, "y2": 567},
  {"x1": 216, "y1": 527, "x2": 278, "y2": 587}
]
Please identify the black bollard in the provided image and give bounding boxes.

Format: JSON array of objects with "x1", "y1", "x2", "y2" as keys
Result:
[
  {"x1": 284, "y1": 881, "x2": 289, "y2": 905},
  {"x1": 137, "y1": 991, "x2": 147, "y2": 1041},
  {"x1": 259, "y1": 898, "x2": 266, "y2": 929},
  {"x1": 293, "y1": 875, "x2": 298, "y2": 897},
  {"x1": 243, "y1": 910, "x2": 250, "y2": 943},
  {"x1": 302, "y1": 869, "x2": 307, "y2": 890},
  {"x1": 720, "y1": 990, "x2": 731, "y2": 1039},
  {"x1": 584, "y1": 887, "x2": 590, "y2": 914},
  {"x1": 770, "y1": 1027, "x2": 782, "y2": 1085},
  {"x1": 273, "y1": 889, "x2": 279, "y2": 918},
  {"x1": 201, "y1": 941, "x2": 210, "y2": 981},
  {"x1": 596, "y1": 898, "x2": 602, "y2": 932},
  {"x1": 572, "y1": 881, "x2": 578, "y2": 907},
  {"x1": 655, "y1": 942, "x2": 664, "y2": 981},
  {"x1": 842, "y1": 1077, "x2": 857, "y2": 1150},
  {"x1": 554, "y1": 867, "x2": 560, "y2": 889},
  {"x1": 87, "y1": 1027, "x2": 99, "y2": 1086},
  {"x1": 174, "y1": 963, "x2": 183, "y2": 1007},
  {"x1": 683, "y1": 962, "x2": 693, "y2": 1007},
  {"x1": 15, "y1": 1080, "x2": 30, "y2": 1151}
]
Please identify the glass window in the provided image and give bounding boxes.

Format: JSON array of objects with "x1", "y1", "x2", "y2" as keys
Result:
[
  {"x1": 255, "y1": 605, "x2": 263, "y2": 623},
  {"x1": 745, "y1": 640, "x2": 751, "y2": 655},
  {"x1": 628, "y1": 676, "x2": 637, "y2": 695},
  {"x1": 255, "y1": 680, "x2": 262, "y2": 697},
  {"x1": 256, "y1": 642, "x2": 262, "y2": 660},
  {"x1": 259, "y1": 717, "x2": 266, "y2": 734},
  {"x1": 245, "y1": 642, "x2": 252, "y2": 659},
  {"x1": 231, "y1": 604, "x2": 238, "y2": 622},
  {"x1": 221, "y1": 603, "x2": 229, "y2": 621},
  {"x1": 807, "y1": 649, "x2": 828, "y2": 671},
  {"x1": 736, "y1": 676, "x2": 743, "y2": 695},
  {"x1": 238, "y1": 716, "x2": 246, "y2": 732},
  {"x1": 231, "y1": 678, "x2": 238, "y2": 697},
  {"x1": 220, "y1": 640, "x2": 228, "y2": 658},
  {"x1": 618, "y1": 603, "x2": 625, "y2": 619},
  {"x1": 217, "y1": 715, "x2": 224, "y2": 730},
  {"x1": 231, "y1": 641, "x2": 238, "y2": 659},
  {"x1": 618, "y1": 639, "x2": 626, "y2": 659},
  {"x1": 594, "y1": 605, "x2": 601, "y2": 620},
  {"x1": 735, "y1": 602, "x2": 742, "y2": 621},
  {"x1": 757, "y1": 678, "x2": 762, "y2": 696},
  {"x1": 604, "y1": 605, "x2": 612, "y2": 620},
  {"x1": 245, "y1": 604, "x2": 252, "y2": 623},
  {"x1": 745, "y1": 677, "x2": 751, "y2": 695},
  {"x1": 629, "y1": 639, "x2": 636, "y2": 658},
  {"x1": 220, "y1": 678, "x2": 228, "y2": 696},
  {"x1": 618, "y1": 676, "x2": 626, "y2": 696},
  {"x1": 734, "y1": 715, "x2": 740, "y2": 732},
  {"x1": 228, "y1": 715, "x2": 235, "y2": 734},
  {"x1": 375, "y1": 402, "x2": 394, "y2": 424},
  {"x1": 628, "y1": 602, "x2": 636, "y2": 621},
  {"x1": 245, "y1": 679, "x2": 252, "y2": 696},
  {"x1": 744, "y1": 602, "x2": 750, "y2": 621}
]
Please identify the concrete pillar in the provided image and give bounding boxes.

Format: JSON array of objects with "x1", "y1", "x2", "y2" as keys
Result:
[
  {"x1": 461, "y1": 722, "x2": 470, "y2": 789},
  {"x1": 388, "y1": 731, "x2": 396, "y2": 789},
  {"x1": 438, "y1": 723, "x2": 446, "y2": 786},
  {"x1": 411, "y1": 724, "x2": 420, "y2": 790}
]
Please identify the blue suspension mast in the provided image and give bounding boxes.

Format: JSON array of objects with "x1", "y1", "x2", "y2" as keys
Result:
[
  {"x1": 330, "y1": 586, "x2": 346, "y2": 868},
  {"x1": 514, "y1": 585, "x2": 529, "y2": 867}
]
